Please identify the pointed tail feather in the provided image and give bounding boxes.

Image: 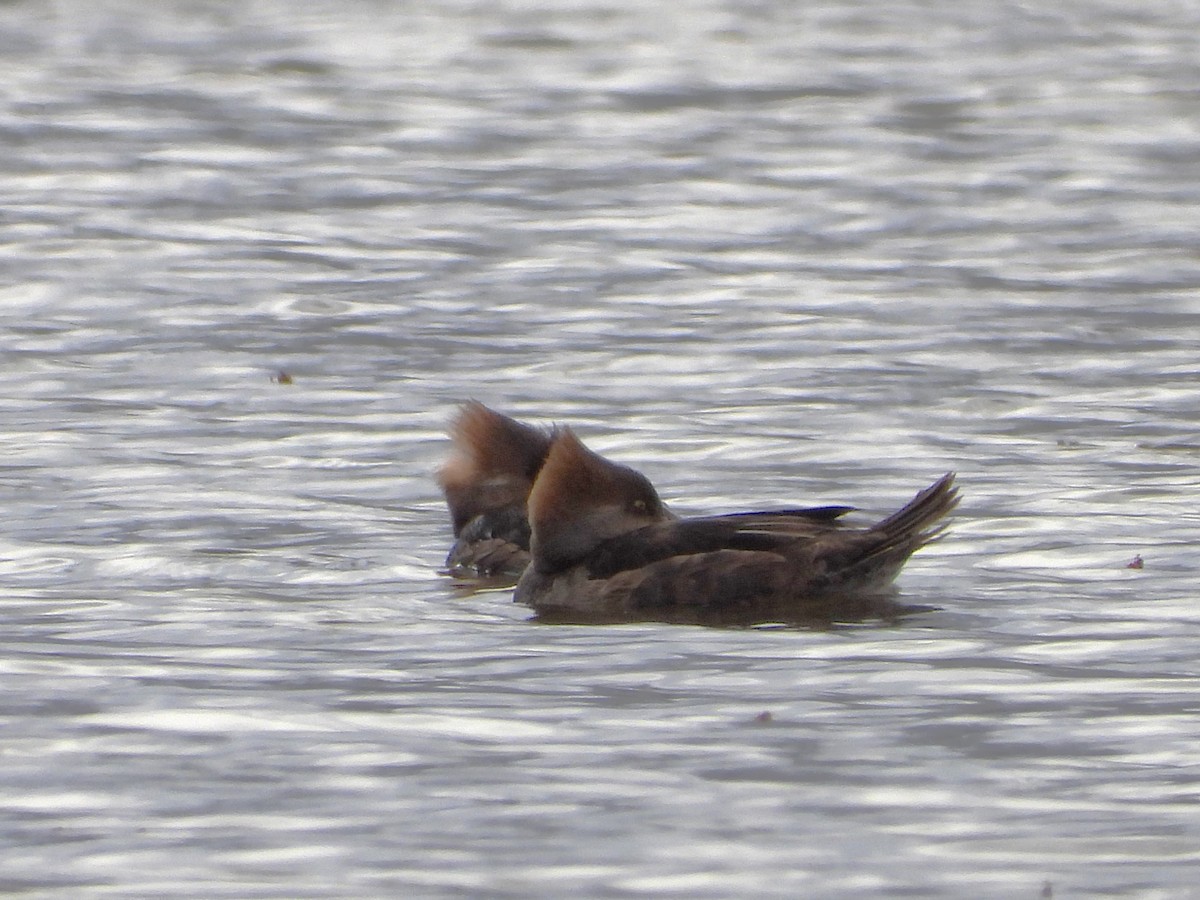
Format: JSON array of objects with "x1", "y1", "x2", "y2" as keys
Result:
[
  {"x1": 870, "y1": 472, "x2": 960, "y2": 555},
  {"x1": 812, "y1": 473, "x2": 959, "y2": 600}
]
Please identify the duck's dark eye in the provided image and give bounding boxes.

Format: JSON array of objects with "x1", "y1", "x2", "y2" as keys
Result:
[{"x1": 629, "y1": 498, "x2": 649, "y2": 514}]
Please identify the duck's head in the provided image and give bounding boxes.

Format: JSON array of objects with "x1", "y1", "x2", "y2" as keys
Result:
[
  {"x1": 526, "y1": 429, "x2": 670, "y2": 573},
  {"x1": 437, "y1": 401, "x2": 555, "y2": 535}
]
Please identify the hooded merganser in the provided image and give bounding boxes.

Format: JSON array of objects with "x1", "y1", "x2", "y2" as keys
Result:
[
  {"x1": 513, "y1": 429, "x2": 958, "y2": 626},
  {"x1": 437, "y1": 401, "x2": 555, "y2": 579}
]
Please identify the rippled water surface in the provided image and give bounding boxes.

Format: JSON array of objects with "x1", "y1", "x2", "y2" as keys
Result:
[{"x1": 3, "y1": 0, "x2": 1200, "y2": 896}]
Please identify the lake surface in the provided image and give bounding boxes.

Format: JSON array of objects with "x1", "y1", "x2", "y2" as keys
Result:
[{"x1": 3, "y1": 0, "x2": 1200, "y2": 896}]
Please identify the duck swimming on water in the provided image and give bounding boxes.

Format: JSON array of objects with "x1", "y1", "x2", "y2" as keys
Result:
[
  {"x1": 437, "y1": 401, "x2": 556, "y2": 579},
  {"x1": 513, "y1": 428, "x2": 958, "y2": 626}
]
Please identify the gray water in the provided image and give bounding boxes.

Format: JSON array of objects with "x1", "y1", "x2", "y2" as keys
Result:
[{"x1": 3, "y1": 0, "x2": 1200, "y2": 896}]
